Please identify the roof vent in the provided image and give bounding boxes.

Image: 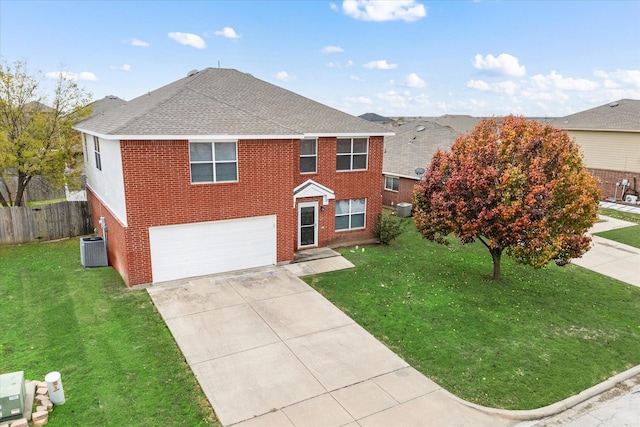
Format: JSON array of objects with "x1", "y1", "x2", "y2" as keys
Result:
[
  {"x1": 609, "y1": 101, "x2": 620, "y2": 107},
  {"x1": 187, "y1": 69, "x2": 199, "y2": 77},
  {"x1": 415, "y1": 125, "x2": 426, "y2": 132}
]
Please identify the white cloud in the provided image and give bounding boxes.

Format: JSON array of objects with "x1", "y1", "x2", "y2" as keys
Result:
[
  {"x1": 343, "y1": 0, "x2": 426, "y2": 22},
  {"x1": 363, "y1": 59, "x2": 398, "y2": 70},
  {"x1": 594, "y1": 69, "x2": 640, "y2": 90},
  {"x1": 405, "y1": 73, "x2": 426, "y2": 88},
  {"x1": 494, "y1": 81, "x2": 517, "y2": 96},
  {"x1": 168, "y1": 32, "x2": 206, "y2": 49},
  {"x1": 346, "y1": 96, "x2": 373, "y2": 105},
  {"x1": 530, "y1": 71, "x2": 598, "y2": 91},
  {"x1": 322, "y1": 45, "x2": 344, "y2": 54},
  {"x1": 327, "y1": 60, "x2": 353, "y2": 68},
  {"x1": 466, "y1": 79, "x2": 490, "y2": 91},
  {"x1": 45, "y1": 71, "x2": 97, "y2": 81},
  {"x1": 472, "y1": 53, "x2": 526, "y2": 77},
  {"x1": 330, "y1": 2, "x2": 339, "y2": 11},
  {"x1": 110, "y1": 64, "x2": 131, "y2": 71},
  {"x1": 276, "y1": 71, "x2": 296, "y2": 81},
  {"x1": 377, "y1": 90, "x2": 407, "y2": 108},
  {"x1": 214, "y1": 27, "x2": 241, "y2": 39},
  {"x1": 350, "y1": 75, "x2": 361, "y2": 81},
  {"x1": 130, "y1": 38, "x2": 149, "y2": 47}
]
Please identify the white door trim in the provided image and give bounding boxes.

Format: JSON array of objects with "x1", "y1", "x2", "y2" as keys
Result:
[{"x1": 298, "y1": 201, "x2": 318, "y2": 249}]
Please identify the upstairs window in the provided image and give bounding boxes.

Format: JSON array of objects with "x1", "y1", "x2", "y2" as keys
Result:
[
  {"x1": 93, "y1": 136, "x2": 102, "y2": 171},
  {"x1": 190, "y1": 142, "x2": 238, "y2": 183},
  {"x1": 336, "y1": 138, "x2": 368, "y2": 171},
  {"x1": 335, "y1": 198, "x2": 366, "y2": 231},
  {"x1": 384, "y1": 176, "x2": 399, "y2": 191},
  {"x1": 300, "y1": 139, "x2": 317, "y2": 173}
]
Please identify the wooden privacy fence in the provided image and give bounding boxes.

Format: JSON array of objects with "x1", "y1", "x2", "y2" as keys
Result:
[{"x1": 0, "y1": 201, "x2": 93, "y2": 245}]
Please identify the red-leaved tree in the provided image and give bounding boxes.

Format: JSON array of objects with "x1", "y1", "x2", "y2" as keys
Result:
[{"x1": 413, "y1": 116, "x2": 601, "y2": 280}]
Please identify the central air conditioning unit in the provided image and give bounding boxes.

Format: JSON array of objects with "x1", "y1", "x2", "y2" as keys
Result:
[
  {"x1": 625, "y1": 195, "x2": 638, "y2": 204},
  {"x1": 80, "y1": 236, "x2": 108, "y2": 267},
  {"x1": 396, "y1": 202, "x2": 412, "y2": 218}
]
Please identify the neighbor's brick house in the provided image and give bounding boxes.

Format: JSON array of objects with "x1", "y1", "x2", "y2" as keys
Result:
[
  {"x1": 551, "y1": 99, "x2": 640, "y2": 200},
  {"x1": 75, "y1": 68, "x2": 391, "y2": 286}
]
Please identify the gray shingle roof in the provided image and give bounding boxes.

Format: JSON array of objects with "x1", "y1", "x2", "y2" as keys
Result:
[
  {"x1": 383, "y1": 120, "x2": 459, "y2": 179},
  {"x1": 75, "y1": 68, "x2": 390, "y2": 139},
  {"x1": 551, "y1": 99, "x2": 640, "y2": 131},
  {"x1": 88, "y1": 96, "x2": 126, "y2": 117}
]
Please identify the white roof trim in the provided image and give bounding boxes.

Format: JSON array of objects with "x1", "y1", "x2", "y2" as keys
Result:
[
  {"x1": 73, "y1": 128, "x2": 394, "y2": 141},
  {"x1": 303, "y1": 132, "x2": 395, "y2": 137},
  {"x1": 293, "y1": 179, "x2": 335, "y2": 206},
  {"x1": 73, "y1": 128, "x2": 305, "y2": 141},
  {"x1": 382, "y1": 171, "x2": 423, "y2": 181}
]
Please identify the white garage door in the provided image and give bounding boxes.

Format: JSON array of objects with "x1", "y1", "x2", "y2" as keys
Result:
[{"x1": 149, "y1": 215, "x2": 277, "y2": 283}]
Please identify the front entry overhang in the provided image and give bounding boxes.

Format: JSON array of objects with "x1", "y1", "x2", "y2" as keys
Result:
[{"x1": 293, "y1": 179, "x2": 335, "y2": 206}]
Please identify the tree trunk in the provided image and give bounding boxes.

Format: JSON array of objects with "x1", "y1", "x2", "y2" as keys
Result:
[
  {"x1": 490, "y1": 247, "x2": 502, "y2": 281},
  {"x1": 14, "y1": 172, "x2": 30, "y2": 207}
]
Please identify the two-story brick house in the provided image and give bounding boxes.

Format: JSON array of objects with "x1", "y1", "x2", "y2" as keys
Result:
[{"x1": 74, "y1": 68, "x2": 392, "y2": 286}]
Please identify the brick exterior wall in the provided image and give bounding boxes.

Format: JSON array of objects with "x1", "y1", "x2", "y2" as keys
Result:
[
  {"x1": 383, "y1": 176, "x2": 418, "y2": 207},
  {"x1": 87, "y1": 189, "x2": 130, "y2": 284},
  {"x1": 588, "y1": 167, "x2": 640, "y2": 200},
  {"x1": 91, "y1": 136, "x2": 385, "y2": 286},
  {"x1": 294, "y1": 136, "x2": 384, "y2": 249}
]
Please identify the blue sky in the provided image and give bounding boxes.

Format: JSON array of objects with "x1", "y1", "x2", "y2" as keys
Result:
[{"x1": 1, "y1": 0, "x2": 639, "y2": 118}]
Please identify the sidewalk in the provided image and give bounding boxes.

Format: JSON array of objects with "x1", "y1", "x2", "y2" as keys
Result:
[{"x1": 572, "y1": 213, "x2": 639, "y2": 288}]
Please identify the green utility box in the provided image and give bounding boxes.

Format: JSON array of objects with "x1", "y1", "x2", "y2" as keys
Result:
[{"x1": 0, "y1": 371, "x2": 26, "y2": 421}]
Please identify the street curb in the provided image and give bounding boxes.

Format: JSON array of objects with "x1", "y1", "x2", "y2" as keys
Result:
[{"x1": 445, "y1": 364, "x2": 640, "y2": 421}]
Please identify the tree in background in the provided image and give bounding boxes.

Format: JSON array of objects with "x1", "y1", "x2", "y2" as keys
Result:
[
  {"x1": 413, "y1": 116, "x2": 601, "y2": 280},
  {"x1": 0, "y1": 60, "x2": 92, "y2": 207}
]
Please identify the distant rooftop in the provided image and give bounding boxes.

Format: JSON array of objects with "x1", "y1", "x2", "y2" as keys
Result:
[{"x1": 551, "y1": 99, "x2": 640, "y2": 131}]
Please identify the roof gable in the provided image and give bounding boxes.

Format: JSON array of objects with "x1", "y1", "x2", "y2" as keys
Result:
[{"x1": 76, "y1": 68, "x2": 390, "y2": 139}]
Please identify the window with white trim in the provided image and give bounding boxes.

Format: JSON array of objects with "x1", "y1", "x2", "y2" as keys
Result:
[
  {"x1": 190, "y1": 142, "x2": 238, "y2": 183},
  {"x1": 384, "y1": 176, "x2": 399, "y2": 191},
  {"x1": 336, "y1": 137, "x2": 368, "y2": 171},
  {"x1": 335, "y1": 198, "x2": 366, "y2": 231},
  {"x1": 93, "y1": 136, "x2": 102, "y2": 171},
  {"x1": 300, "y1": 139, "x2": 317, "y2": 173}
]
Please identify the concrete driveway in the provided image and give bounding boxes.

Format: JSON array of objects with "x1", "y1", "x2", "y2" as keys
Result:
[
  {"x1": 147, "y1": 213, "x2": 640, "y2": 426},
  {"x1": 147, "y1": 262, "x2": 514, "y2": 426}
]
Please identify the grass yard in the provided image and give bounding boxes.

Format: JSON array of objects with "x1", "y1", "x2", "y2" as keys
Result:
[
  {"x1": 598, "y1": 207, "x2": 640, "y2": 225},
  {"x1": 0, "y1": 239, "x2": 219, "y2": 426},
  {"x1": 305, "y1": 219, "x2": 640, "y2": 410},
  {"x1": 596, "y1": 208, "x2": 640, "y2": 249},
  {"x1": 595, "y1": 225, "x2": 640, "y2": 249}
]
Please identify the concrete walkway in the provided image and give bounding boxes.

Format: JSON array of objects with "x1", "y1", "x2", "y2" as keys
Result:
[{"x1": 572, "y1": 215, "x2": 639, "y2": 288}]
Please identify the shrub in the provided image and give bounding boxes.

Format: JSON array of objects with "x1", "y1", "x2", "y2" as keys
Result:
[{"x1": 374, "y1": 213, "x2": 402, "y2": 244}]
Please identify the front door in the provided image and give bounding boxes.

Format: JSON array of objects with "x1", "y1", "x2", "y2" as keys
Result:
[{"x1": 298, "y1": 202, "x2": 318, "y2": 248}]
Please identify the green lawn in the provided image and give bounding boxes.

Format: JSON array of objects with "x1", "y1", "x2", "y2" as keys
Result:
[
  {"x1": 305, "y1": 220, "x2": 640, "y2": 410},
  {"x1": 596, "y1": 208, "x2": 640, "y2": 249},
  {"x1": 598, "y1": 207, "x2": 640, "y2": 225},
  {"x1": 595, "y1": 225, "x2": 640, "y2": 249},
  {"x1": 0, "y1": 239, "x2": 219, "y2": 426}
]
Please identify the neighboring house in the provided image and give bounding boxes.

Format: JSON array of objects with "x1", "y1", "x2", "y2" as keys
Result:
[
  {"x1": 551, "y1": 99, "x2": 640, "y2": 200},
  {"x1": 74, "y1": 68, "x2": 392, "y2": 286},
  {"x1": 424, "y1": 114, "x2": 481, "y2": 134},
  {"x1": 359, "y1": 112, "x2": 395, "y2": 128},
  {"x1": 89, "y1": 95, "x2": 127, "y2": 116},
  {"x1": 382, "y1": 120, "x2": 459, "y2": 207}
]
